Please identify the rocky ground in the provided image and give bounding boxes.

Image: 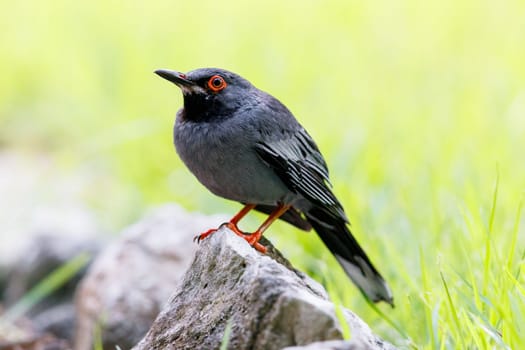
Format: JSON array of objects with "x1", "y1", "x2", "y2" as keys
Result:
[{"x1": 0, "y1": 152, "x2": 396, "y2": 350}]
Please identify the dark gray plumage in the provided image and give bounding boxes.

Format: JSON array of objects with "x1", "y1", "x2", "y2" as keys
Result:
[{"x1": 155, "y1": 67, "x2": 393, "y2": 306}]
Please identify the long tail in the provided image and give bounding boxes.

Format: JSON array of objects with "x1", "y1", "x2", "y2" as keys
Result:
[{"x1": 305, "y1": 207, "x2": 394, "y2": 306}]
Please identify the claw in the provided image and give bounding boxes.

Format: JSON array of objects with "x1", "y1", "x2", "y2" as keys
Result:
[
  {"x1": 253, "y1": 242, "x2": 267, "y2": 253},
  {"x1": 194, "y1": 227, "x2": 219, "y2": 243},
  {"x1": 193, "y1": 203, "x2": 287, "y2": 254},
  {"x1": 224, "y1": 222, "x2": 267, "y2": 253},
  {"x1": 193, "y1": 222, "x2": 267, "y2": 253}
]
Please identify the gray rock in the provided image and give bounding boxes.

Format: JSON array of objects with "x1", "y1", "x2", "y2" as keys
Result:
[
  {"x1": 133, "y1": 228, "x2": 395, "y2": 350},
  {"x1": 284, "y1": 340, "x2": 356, "y2": 350},
  {"x1": 0, "y1": 152, "x2": 106, "y2": 342},
  {"x1": 74, "y1": 204, "x2": 225, "y2": 350},
  {"x1": 0, "y1": 315, "x2": 71, "y2": 350},
  {"x1": 31, "y1": 302, "x2": 78, "y2": 343},
  {"x1": 2, "y1": 233, "x2": 102, "y2": 342},
  {"x1": 0, "y1": 152, "x2": 103, "y2": 279},
  {"x1": 3, "y1": 235, "x2": 102, "y2": 307},
  {"x1": 283, "y1": 339, "x2": 397, "y2": 350}
]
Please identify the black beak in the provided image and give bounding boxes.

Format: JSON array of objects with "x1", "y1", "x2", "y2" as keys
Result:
[{"x1": 154, "y1": 69, "x2": 195, "y2": 87}]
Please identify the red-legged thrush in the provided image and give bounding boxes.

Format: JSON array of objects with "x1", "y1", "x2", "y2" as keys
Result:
[{"x1": 155, "y1": 67, "x2": 393, "y2": 306}]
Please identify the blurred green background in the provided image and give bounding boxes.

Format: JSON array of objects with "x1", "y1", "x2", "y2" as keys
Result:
[{"x1": 1, "y1": 0, "x2": 525, "y2": 348}]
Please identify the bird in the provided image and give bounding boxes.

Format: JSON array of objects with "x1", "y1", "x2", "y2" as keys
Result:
[{"x1": 155, "y1": 67, "x2": 393, "y2": 306}]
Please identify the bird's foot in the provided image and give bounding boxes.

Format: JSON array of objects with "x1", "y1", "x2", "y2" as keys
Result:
[
  {"x1": 193, "y1": 227, "x2": 219, "y2": 243},
  {"x1": 194, "y1": 222, "x2": 267, "y2": 253},
  {"x1": 194, "y1": 222, "x2": 238, "y2": 243},
  {"x1": 223, "y1": 222, "x2": 267, "y2": 253}
]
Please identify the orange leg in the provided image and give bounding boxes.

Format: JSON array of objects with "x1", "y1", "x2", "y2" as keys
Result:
[
  {"x1": 235, "y1": 204, "x2": 290, "y2": 253},
  {"x1": 195, "y1": 203, "x2": 290, "y2": 254},
  {"x1": 194, "y1": 204, "x2": 256, "y2": 242},
  {"x1": 230, "y1": 203, "x2": 256, "y2": 225}
]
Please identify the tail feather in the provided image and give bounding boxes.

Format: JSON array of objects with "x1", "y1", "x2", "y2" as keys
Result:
[{"x1": 305, "y1": 207, "x2": 393, "y2": 306}]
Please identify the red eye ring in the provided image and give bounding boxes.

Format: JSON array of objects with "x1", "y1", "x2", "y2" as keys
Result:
[{"x1": 207, "y1": 75, "x2": 227, "y2": 92}]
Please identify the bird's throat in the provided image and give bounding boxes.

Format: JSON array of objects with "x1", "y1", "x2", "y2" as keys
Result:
[
  {"x1": 181, "y1": 93, "x2": 212, "y2": 122},
  {"x1": 182, "y1": 93, "x2": 235, "y2": 123}
]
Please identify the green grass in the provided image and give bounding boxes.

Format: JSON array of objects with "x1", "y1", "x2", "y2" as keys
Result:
[
  {"x1": 220, "y1": 319, "x2": 234, "y2": 350},
  {"x1": 1, "y1": 0, "x2": 525, "y2": 348},
  {"x1": 2, "y1": 253, "x2": 90, "y2": 322}
]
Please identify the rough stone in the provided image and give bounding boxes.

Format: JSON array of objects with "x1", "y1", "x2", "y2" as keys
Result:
[
  {"x1": 1, "y1": 233, "x2": 102, "y2": 342},
  {"x1": 283, "y1": 339, "x2": 397, "y2": 350},
  {"x1": 0, "y1": 152, "x2": 104, "y2": 282},
  {"x1": 3, "y1": 235, "x2": 102, "y2": 307},
  {"x1": 0, "y1": 316, "x2": 72, "y2": 350},
  {"x1": 74, "y1": 204, "x2": 225, "y2": 350},
  {"x1": 133, "y1": 228, "x2": 395, "y2": 350},
  {"x1": 0, "y1": 151, "x2": 106, "y2": 342}
]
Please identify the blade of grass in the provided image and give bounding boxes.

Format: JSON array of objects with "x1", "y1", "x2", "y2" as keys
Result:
[
  {"x1": 440, "y1": 270, "x2": 465, "y2": 349},
  {"x1": 334, "y1": 302, "x2": 351, "y2": 340},
  {"x1": 94, "y1": 321, "x2": 104, "y2": 350},
  {"x1": 365, "y1": 298, "x2": 411, "y2": 343},
  {"x1": 483, "y1": 169, "x2": 499, "y2": 298},
  {"x1": 220, "y1": 318, "x2": 233, "y2": 350},
  {"x1": 469, "y1": 312, "x2": 510, "y2": 350},
  {"x1": 432, "y1": 301, "x2": 442, "y2": 350},
  {"x1": 3, "y1": 252, "x2": 91, "y2": 321},
  {"x1": 506, "y1": 289, "x2": 525, "y2": 347},
  {"x1": 507, "y1": 194, "x2": 524, "y2": 273},
  {"x1": 504, "y1": 269, "x2": 525, "y2": 299},
  {"x1": 419, "y1": 245, "x2": 435, "y2": 349}
]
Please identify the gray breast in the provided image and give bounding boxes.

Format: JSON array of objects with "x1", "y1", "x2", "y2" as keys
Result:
[{"x1": 173, "y1": 114, "x2": 292, "y2": 205}]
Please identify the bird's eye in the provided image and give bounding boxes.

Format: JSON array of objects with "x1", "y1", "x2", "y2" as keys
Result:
[{"x1": 207, "y1": 75, "x2": 227, "y2": 92}]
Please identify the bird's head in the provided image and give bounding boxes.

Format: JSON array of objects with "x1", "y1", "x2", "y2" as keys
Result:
[{"x1": 155, "y1": 67, "x2": 255, "y2": 122}]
